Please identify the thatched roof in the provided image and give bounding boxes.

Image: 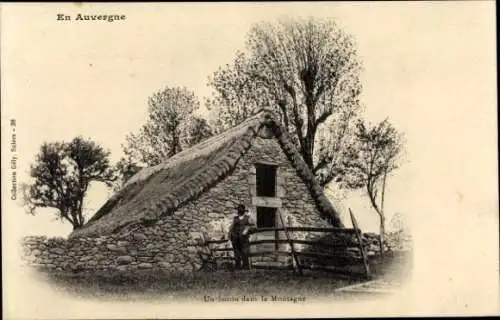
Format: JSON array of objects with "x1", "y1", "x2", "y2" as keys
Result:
[{"x1": 70, "y1": 108, "x2": 343, "y2": 238}]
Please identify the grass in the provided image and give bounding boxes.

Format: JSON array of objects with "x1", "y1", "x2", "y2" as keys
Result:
[
  {"x1": 37, "y1": 268, "x2": 360, "y2": 301},
  {"x1": 370, "y1": 250, "x2": 413, "y2": 284},
  {"x1": 33, "y1": 251, "x2": 412, "y2": 302}
]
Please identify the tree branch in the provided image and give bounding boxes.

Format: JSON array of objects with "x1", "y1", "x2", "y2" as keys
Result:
[
  {"x1": 313, "y1": 154, "x2": 331, "y2": 174},
  {"x1": 315, "y1": 109, "x2": 332, "y2": 128},
  {"x1": 367, "y1": 178, "x2": 383, "y2": 218}
]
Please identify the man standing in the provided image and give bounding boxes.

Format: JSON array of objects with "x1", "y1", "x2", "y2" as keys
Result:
[{"x1": 229, "y1": 204, "x2": 256, "y2": 269}]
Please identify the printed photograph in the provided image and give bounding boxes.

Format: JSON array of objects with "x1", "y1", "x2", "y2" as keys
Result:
[{"x1": 2, "y1": 2, "x2": 497, "y2": 318}]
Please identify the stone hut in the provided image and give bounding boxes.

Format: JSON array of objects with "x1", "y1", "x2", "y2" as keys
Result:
[{"x1": 23, "y1": 108, "x2": 345, "y2": 272}]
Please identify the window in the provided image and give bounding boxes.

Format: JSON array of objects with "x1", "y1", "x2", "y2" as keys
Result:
[
  {"x1": 256, "y1": 207, "x2": 277, "y2": 228},
  {"x1": 256, "y1": 164, "x2": 277, "y2": 197}
]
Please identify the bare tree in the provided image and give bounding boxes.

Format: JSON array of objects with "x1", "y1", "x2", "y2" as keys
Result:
[
  {"x1": 22, "y1": 137, "x2": 116, "y2": 230},
  {"x1": 207, "y1": 17, "x2": 363, "y2": 186}
]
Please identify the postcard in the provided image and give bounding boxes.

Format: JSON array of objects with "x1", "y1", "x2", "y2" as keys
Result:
[{"x1": 2, "y1": 2, "x2": 498, "y2": 319}]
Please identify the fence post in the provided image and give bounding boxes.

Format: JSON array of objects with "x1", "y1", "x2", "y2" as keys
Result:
[
  {"x1": 278, "y1": 210, "x2": 303, "y2": 276},
  {"x1": 349, "y1": 208, "x2": 371, "y2": 279}
]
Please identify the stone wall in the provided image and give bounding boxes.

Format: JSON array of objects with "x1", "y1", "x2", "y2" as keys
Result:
[
  {"x1": 21, "y1": 230, "x2": 202, "y2": 272},
  {"x1": 22, "y1": 135, "x2": 333, "y2": 273}
]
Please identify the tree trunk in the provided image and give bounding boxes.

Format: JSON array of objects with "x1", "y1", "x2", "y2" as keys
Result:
[
  {"x1": 381, "y1": 166, "x2": 388, "y2": 213},
  {"x1": 379, "y1": 163, "x2": 389, "y2": 259},
  {"x1": 62, "y1": 210, "x2": 76, "y2": 229},
  {"x1": 379, "y1": 215, "x2": 386, "y2": 259},
  {"x1": 303, "y1": 107, "x2": 316, "y2": 170},
  {"x1": 303, "y1": 143, "x2": 314, "y2": 169}
]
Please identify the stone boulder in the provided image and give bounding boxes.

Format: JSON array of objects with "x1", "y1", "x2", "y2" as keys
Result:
[
  {"x1": 116, "y1": 255, "x2": 135, "y2": 265},
  {"x1": 49, "y1": 247, "x2": 65, "y2": 255},
  {"x1": 138, "y1": 262, "x2": 153, "y2": 269},
  {"x1": 107, "y1": 244, "x2": 127, "y2": 254},
  {"x1": 133, "y1": 233, "x2": 148, "y2": 241}
]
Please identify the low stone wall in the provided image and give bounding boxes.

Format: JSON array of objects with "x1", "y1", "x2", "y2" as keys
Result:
[{"x1": 21, "y1": 231, "x2": 204, "y2": 273}]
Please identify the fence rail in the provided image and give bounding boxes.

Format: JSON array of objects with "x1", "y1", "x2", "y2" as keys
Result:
[
  {"x1": 205, "y1": 239, "x2": 232, "y2": 245},
  {"x1": 248, "y1": 239, "x2": 359, "y2": 248},
  {"x1": 248, "y1": 227, "x2": 359, "y2": 234}
]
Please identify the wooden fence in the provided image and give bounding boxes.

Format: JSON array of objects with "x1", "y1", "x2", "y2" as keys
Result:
[{"x1": 198, "y1": 211, "x2": 371, "y2": 279}]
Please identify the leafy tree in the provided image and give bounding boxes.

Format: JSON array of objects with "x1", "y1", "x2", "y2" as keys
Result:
[
  {"x1": 117, "y1": 86, "x2": 213, "y2": 184},
  {"x1": 114, "y1": 156, "x2": 142, "y2": 188},
  {"x1": 207, "y1": 17, "x2": 363, "y2": 186},
  {"x1": 183, "y1": 117, "x2": 213, "y2": 147},
  {"x1": 22, "y1": 137, "x2": 116, "y2": 230},
  {"x1": 343, "y1": 119, "x2": 404, "y2": 257}
]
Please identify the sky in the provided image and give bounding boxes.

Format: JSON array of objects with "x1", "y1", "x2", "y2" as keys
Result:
[{"x1": 2, "y1": 2, "x2": 498, "y2": 317}]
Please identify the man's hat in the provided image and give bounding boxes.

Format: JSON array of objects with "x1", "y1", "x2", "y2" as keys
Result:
[{"x1": 237, "y1": 204, "x2": 246, "y2": 212}]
